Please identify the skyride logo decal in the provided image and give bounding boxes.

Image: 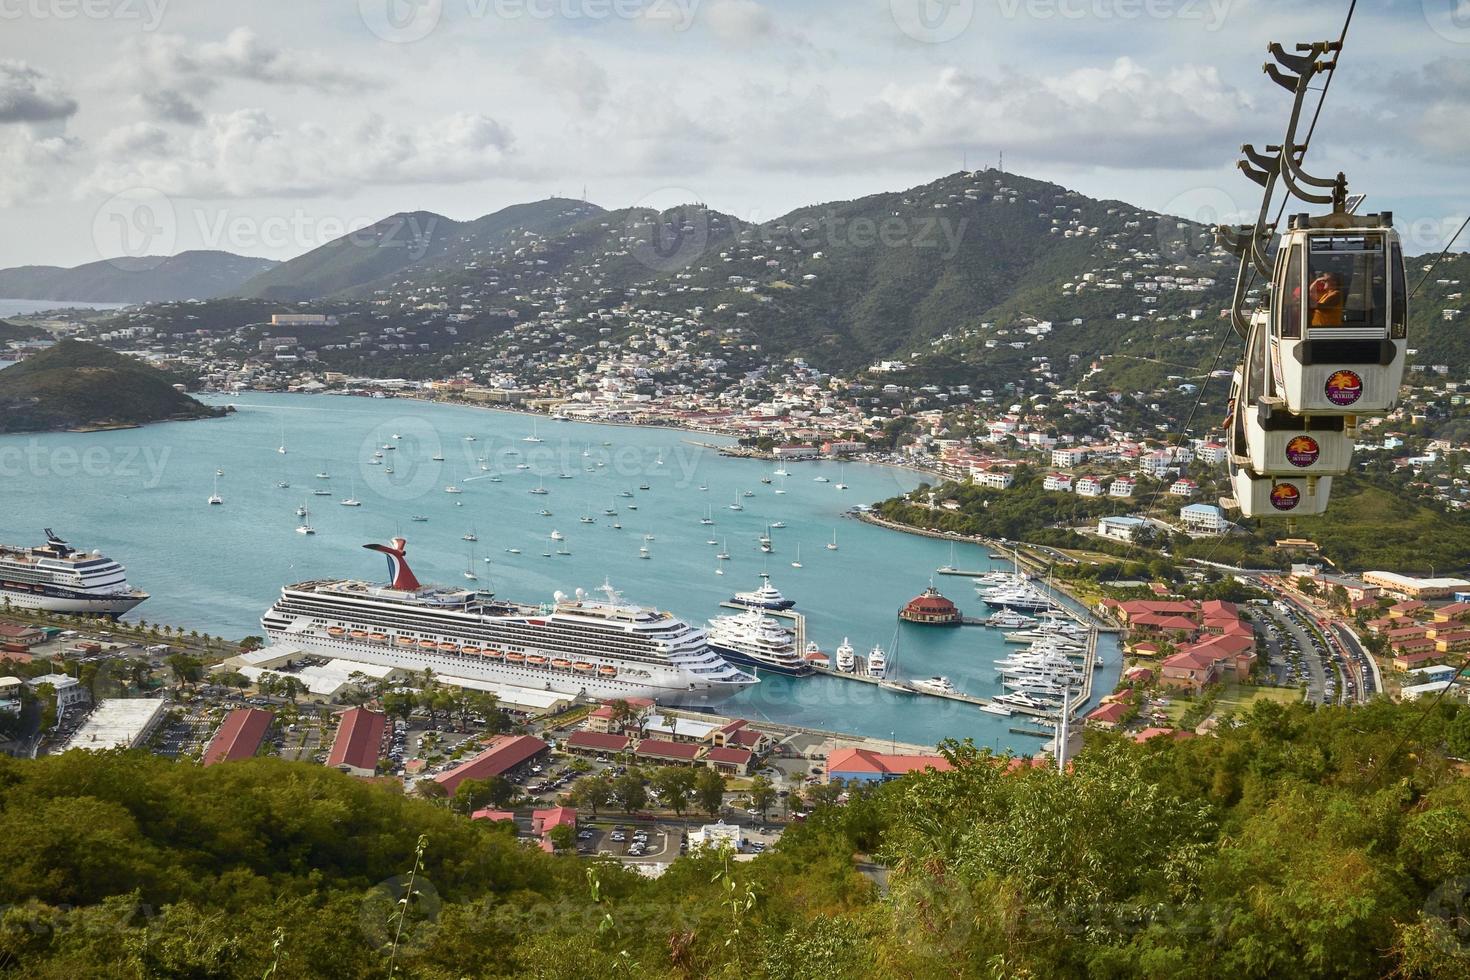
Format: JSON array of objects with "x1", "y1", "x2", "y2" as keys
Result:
[
  {"x1": 1325, "y1": 370, "x2": 1363, "y2": 407},
  {"x1": 1285, "y1": 436, "x2": 1321, "y2": 468},
  {"x1": 1269, "y1": 483, "x2": 1301, "y2": 511}
]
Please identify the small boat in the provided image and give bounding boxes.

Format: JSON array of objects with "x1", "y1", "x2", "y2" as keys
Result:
[
  {"x1": 716, "y1": 539, "x2": 730, "y2": 560},
  {"x1": 698, "y1": 484, "x2": 708, "y2": 491},
  {"x1": 339, "y1": 477, "x2": 361, "y2": 507},
  {"x1": 638, "y1": 545, "x2": 651, "y2": 559},
  {"x1": 979, "y1": 702, "x2": 1013, "y2": 717},
  {"x1": 313, "y1": 488, "x2": 332, "y2": 496},
  {"x1": 598, "y1": 665, "x2": 617, "y2": 676},
  {"x1": 295, "y1": 502, "x2": 307, "y2": 517},
  {"x1": 791, "y1": 544, "x2": 803, "y2": 569},
  {"x1": 612, "y1": 521, "x2": 623, "y2": 530},
  {"x1": 444, "y1": 485, "x2": 462, "y2": 494},
  {"x1": 538, "y1": 509, "x2": 552, "y2": 517},
  {"x1": 216, "y1": 468, "x2": 225, "y2": 477},
  {"x1": 395, "y1": 636, "x2": 414, "y2": 646},
  {"x1": 328, "y1": 626, "x2": 346, "y2": 636},
  {"x1": 505, "y1": 548, "x2": 521, "y2": 555},
  {"x1": 207, "y1": 474, "x2": 223, "y2": 506},
  {"x1": 411, "y1": 515, "x2": 429, "y2": 522},
  {"x1": 814, "y1": 476, "x2": 829, "y2": 483},
  {"x1": 277, "y1": 480, "x2": 290, "y2": 489},
  {"x1": 742, "y1": 489, "x2": 754, "y2": 498},
  {"x1": 643, "y1": 532, "x2": 656, "y2": 541},
  {"x1": 316, "y1": 470, "x2": 330, "y2": 480},
  {"x1": 639, "y1": 483, "x2": 650, "y2": 491},
  {"x1": 465, "y1": 435, "x2": 477, "y2": 442},
  {"x1": 431, "y1": 453, "x2": 445, "y2": 462},
  {"x1": 529, "y1": 481, "x2": 549, "y2": 495},
  {"x1": 295, "y1": 505, "x2": 315, "y2": 535},
  {"x1": 573, "y1": 662, "x2": 595, "y2": 673},
  {"x1": 770, "y1": 521, "x2": 787, "y2": 529},
  {"x1": 826, "y1": 530, "x2": 839, "y2": 551},
  {"x1": 463, "y1": 530, "x2": 478, "y2": 541},
  {"x1": 550, "y1": 530, "x2": 564, "y2": 541},
  {"x1": 579, "y1": 514, "x2": 594, "y2": 524},
  {"x1": 912, "y1": 676, "x2": 957, "y2": 696},
  {"x1": 700, "y1": 506, "x2": 714, "y2": 526},
  {"x1": 552, "y1": 658, "x2": 572, "y2": 670}
]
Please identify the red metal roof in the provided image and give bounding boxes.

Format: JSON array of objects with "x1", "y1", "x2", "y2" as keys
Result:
[
  {"x1": 705, "y1": 746, "x2": 752, "y2": 765},
  {"x1": 634, "y1": 739, "x2": 702, "y2": 761},
  {"x1": 327, "y1": 706, "x2": 387, "y2": 773},
  {"x1": 827, "y1": 747, "x2": 951, "y2": 777},
  {"x1": 435, "y1": 735, "x2": 548, "y2": 793},
  {"x1": 202, "y1": 708, "x2": 273, "y2": 767},
  {"x1": 566, "y1": 731, "x2": 632, "y2": 752}
]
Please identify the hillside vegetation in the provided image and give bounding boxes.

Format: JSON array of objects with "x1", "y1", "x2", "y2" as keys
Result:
[
  {"x1": 0, "y1": 340, "x2": 223, "y2": 433},
  {"x1": 0, "y1": 698, "x2": 1467, "y2": 977},
  {"x1": 0, "y1": 251, "x2": 277, "y2": 304}
]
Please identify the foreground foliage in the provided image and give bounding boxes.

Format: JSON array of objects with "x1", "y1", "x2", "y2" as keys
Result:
[{"x1": 1, "y1": 699, "x2": 1468, "y2": 977}]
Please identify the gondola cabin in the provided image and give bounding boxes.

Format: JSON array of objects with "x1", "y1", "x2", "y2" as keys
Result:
[
  {"x1": 1228, "y1": 462, "x2": 1333, "y2": 519},
  {"x1": 1269, "y1": 212, "x2": 1407, "y2": 418}
]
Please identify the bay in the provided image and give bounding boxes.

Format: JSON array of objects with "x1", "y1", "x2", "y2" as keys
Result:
[{"x1": 0, "y1": 392, "x2": 1119, "y2": 749}]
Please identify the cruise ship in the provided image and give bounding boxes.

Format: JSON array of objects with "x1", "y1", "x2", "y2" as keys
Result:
[
  {"x1": 728, "y1": 574, "x2": 796, "y2": 611},
  {"x1": 0, "y1": 530, "x2": 148, "y2": 615},
  {"x1": 706, "y1": 608, "x2": 811, "y2": 676},
  {"x1": 260, "y1": 538, "x2": 758, "y2": 705}
]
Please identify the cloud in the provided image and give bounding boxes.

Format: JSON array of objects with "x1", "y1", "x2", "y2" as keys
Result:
[
  {"x1": 0, "y1": 61, "x2": 78, "y2": 124},
  {"x1": 522, "y1": 46, "x2": 610, "y2": 117},
  {"x1": 0, "y1": 130, "x2": 79, "y2": 204},
  {"x1": 137, "y1": 89, "x2": 206, "y2": 127},
  {"x1": 120, "y1": 28, "x2": 375, "y2": 101},
  {"x1": 704, "y1": 0, "x2": 776, "y2": 42},
  {"x1": 86, "y1": 108, "x2": 515, "y2": 198}
]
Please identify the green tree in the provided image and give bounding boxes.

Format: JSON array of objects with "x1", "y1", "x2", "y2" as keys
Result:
[
  {"x1": 612, "y1": 769, "x2": 647, "y2": 813},
  {"x1": 570, "y1": 773, "x2": 613, "y2": 817},
  {"x1": 694, "y1": 767, "x2": 726, "y2": 819},
  {"x1": 546, "y1": 823, "x2": 576, "y2": 853},
  {"x1": 748, "y1": 774, "x2": 778, "y2": 822},
  {"x1": 650, "y1": 766, "x2": 696, "y2": 817}
]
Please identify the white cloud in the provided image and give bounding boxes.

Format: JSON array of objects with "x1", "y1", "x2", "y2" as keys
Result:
[
  {"x1": 522, "y1": 45, "x2": 611, "y2": 117},
  {"x1": 0, "y1": 61, "x2": 78, "y2": 124},
  {"x1": 704, "y1": 0, "x2": 776, "y2": 42},
  {"x1": 85, "y1": 109, "x2": 515, "y2": 199},
  {"x1": 0, "y1": 130, "x2": 79, "y2": 204}
]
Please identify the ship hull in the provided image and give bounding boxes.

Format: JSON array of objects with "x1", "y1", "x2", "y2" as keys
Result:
[
  {"x1": 262, "y1": 628, "x2": 753, "y2": 707},
  {"x1": 728, "y1": 597, "x2": 796, "y2": 611},
  {"x1": 0, "y1": 587, "x2": 147, "y2": 616},
  {"x1": 709, "y1": 643, "x2": 812, "y2": 677}
]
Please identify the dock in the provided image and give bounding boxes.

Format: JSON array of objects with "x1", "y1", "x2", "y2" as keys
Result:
[{"x1": 935, "y1": 567, "x2": 991, "y2": 578}]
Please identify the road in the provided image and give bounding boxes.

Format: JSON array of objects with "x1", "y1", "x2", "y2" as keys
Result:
[{"x1": 1260, "y1": 606, "x2": 1331, "y2": 704}]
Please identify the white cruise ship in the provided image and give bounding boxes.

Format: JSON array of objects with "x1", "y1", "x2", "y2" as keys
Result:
[
  {"x1": 0, "y1": 530, "x2": 148, "y2": 615},
  {"x1": 260, "y1": 538, "x2": 758, "y2": 705},
  {"x1": 706, "y1": 609, "x2": 811, "y2": 676}
]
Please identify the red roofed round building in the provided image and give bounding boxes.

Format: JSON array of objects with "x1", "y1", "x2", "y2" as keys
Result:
[{"x1": 899, "y1": 585, "x2": 962, "y2": 625}]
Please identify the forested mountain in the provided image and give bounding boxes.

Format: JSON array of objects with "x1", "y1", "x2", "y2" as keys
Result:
[
  {"x1": 0, "y1": 339, "x2": 223, "y2": 432},
  {"x1": 235, "y1": 199, "x2": 605, "y2": 301},
  {"x1": 1, "y1": 698, "x2": 1467, "y2": 977},
  {"x1": 0, "y1": 251, "x2": 277, "y2": 304}
]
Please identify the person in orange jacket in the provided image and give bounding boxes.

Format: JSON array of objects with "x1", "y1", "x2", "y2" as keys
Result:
[{"x1": 1308, "y1": 271, "x2": 1345, "y2": 326}]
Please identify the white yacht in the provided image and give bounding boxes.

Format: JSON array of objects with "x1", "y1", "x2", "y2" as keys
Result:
[
  {"x1": 706, "y1": 609, "x2": 811, "y2": 676},
  {"x1": 729, "y1": 574, "x2": 795, "y2": 611},
  {"x1": 834, "y1": 638, "x2": 856, "y2": 673},
  {"x1": 0, "y1": 531, "x2": 148, "y2": 615},
  {"x1": 912, "y1": 676, "x2": 957, "y2": 696},
  {"x1": 866, "y1": 645, "x2": 887, "y2": 679}
]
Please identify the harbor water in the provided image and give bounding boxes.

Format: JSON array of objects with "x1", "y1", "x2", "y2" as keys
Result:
[{"x1": 2, "y1": 392, "x2": 1120, "y2": 749}]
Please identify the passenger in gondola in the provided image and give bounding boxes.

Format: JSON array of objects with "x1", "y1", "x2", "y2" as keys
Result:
[{"x1": 1308, "y1": 271, "x2": 1346, "y2": 326}]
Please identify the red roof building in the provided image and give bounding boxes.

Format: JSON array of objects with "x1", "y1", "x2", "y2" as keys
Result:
[
  {"x1": 899, "y1": 586, "x2": 963, "y2": 626},
  {"x1": 327, "y1": 706, "x2": 387, "y2": 778},
  {"x1": 201, "y1": 708, "x2": 273, "y2": 767},
  {"x1": 471, "y1": 809, "x2": 515, "y2": 823},
  {"x1": 565, "y1": 731, "x2": 632, "y2": 754},
  {"x1": 634, "y1": 739, "x2": 703, "y2": 764},
  {"x1": 827, "y1": 747, "x2": 952, "y2": 784},
  {"x1": 705, "y1": 746, "x2": 753, "y2": 775},
  {"x1": 1085, "y1": 702, "x2": 1130, "y2": 729},
  {"x1": 434, "y1": 735, "x2": 548, "y2": 794}
]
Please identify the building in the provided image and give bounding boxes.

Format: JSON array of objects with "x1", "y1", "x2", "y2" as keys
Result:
[
  {"x1": 26, "y1": 673, "x2": 87, "y2": 710},
  {"x1": 1362, "y1": 571, "x2": 1470, "y2": 601},
  {"x1": 633, "y1": 739, "x2": 703, "y2": 766},
  {"x1": 0, "y1": 623, "x2": 46, "y2": 648},
  {"x1": 327, "y1": 706, "x2": 387, "y2": 777},
  {"x1": 826, "y1": 747, "x2": 952, "y2": 784},
  {"x1": 705, "y1": 746, "x2": 754, "y2": 776},
  {"x1": 531, "y1": 806, "x2": 577, "y2": 852},
  {"x1": 1141, "y1": 450, "x2": 1174, "y2": 478},
  {"x1": 0, "y1": 675, "x2": 22, "y2": 713},
  {"x1": 898, "y1": 586, "x2": 963, "y2": 625},
  {"x1": 270, "y1": 314, "x2": 338, "y2": 327},
  {"x1": 1085, "y1": 701, "x2": 1130, "y2": 729},
  {"x1": 1159, "y1": 634, "x2": 1257, "y2": 694},
  {"x1": 1043, "y1": 473, "x2": 1074, "y2": 492},
  {"x1": 1051, "y1": 447, "x2": 1088, "y2": 468},
  {"x1": 201, "y1": 708, "x2": 274, "y2": 766},
  {"x1": 564, "y1": 730, "x2": 633, "y2": 756},
  {"x1": 1168, "y1": 478, "x2": 1198, "y2": 497},
  {"x1": 1179, "y1": 503, "x2": 1229, "y2": 536},
  {"x1": 689, "y1": 821, "x2": 743, "y2": 853},
  {"x1": 1195, "y1": 442, "x2": 1227, "y2": 465},
  {"x1": 971, "y1": 469, "x2": 1014, "y2": 490},
  {"x1": 1075, "y1": 475, "x2": 1106, "y2": 498},
  {"x1": 1108, "y1": 477, "x2": 1136, "y2": 498},
  {"x1": 1097, "y1": 515, "x2": 1148, "y2": 542},
  {"x1": 63, "y1": 698, "x2": 167, "y2": 751},
  {"x1": 433, "y1": 735, "x2": 548, "y2": 794}
]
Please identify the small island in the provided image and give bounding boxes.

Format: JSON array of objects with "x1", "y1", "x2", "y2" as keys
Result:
[{"x1": 0, "y1": 339, "x2": 225, "y2": 434}]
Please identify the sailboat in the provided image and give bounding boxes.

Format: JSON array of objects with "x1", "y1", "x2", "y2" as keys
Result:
[
  {"x1": 277, "y1": 421, "x2": 287, "y2": 455},
  {"x1": 529, "y1": 479, "x2": 549, "y2": 495},
  {"x1": 835, "y1": 465, "x2": 848, "y2": 491},
  {"x1": 790, "y1": 544, "x2": 803, "y2": 569},
  {"x1": 638, "y1": 544, "x2": 651, "y2": 560},
  {"x1": 464, "y1": 550, "x2": 478, "y2": 580},
  {"x1": 940, "y1": 542, "x2": 959, "y2": 574},
  {"x1": 716, "y1": 539, "x2": 730, "y2": 561},
  {"x1": 340, "y1": 476, "x2": 362, "y2": 507},
  {"x1": 826, "y1": 529, "x2": 839, "y2": 551},
  {"x1": 524, "y1": 419, "x2": 542, "y2": 443},
  {"x1": 207, "y1": 474, "x2": 223, "y2": 506},
  {"x1": 462, "y1": 528, "x2": 478, "y2": 542},
  {"x1": 729, "y1": 496, "x2": 743, "y2": 511},
  {"x1": 316, "y1": 464, "x2": 330, "y2": 480},
  {"x1": 701, "y1": 506, "x2": 714, "y2": 526},
  {"x1": 295, "y1": 505, "x2": 315, "y2": 535}
]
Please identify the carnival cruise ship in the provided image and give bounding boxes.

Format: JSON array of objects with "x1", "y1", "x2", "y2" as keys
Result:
[
  {"x1": 706, "y1": 608, "x2": 811, "y2": 676},
  {"x1": 0, "y1": 530, "x2": 148, "y2": 615},
  {"x1": 259, "y1": 538, "x2": 758, "y2": 705}
]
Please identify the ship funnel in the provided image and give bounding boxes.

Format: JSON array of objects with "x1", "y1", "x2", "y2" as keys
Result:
[{"x1": 363, "y1": 538, "x2": 421, "y2": 591}]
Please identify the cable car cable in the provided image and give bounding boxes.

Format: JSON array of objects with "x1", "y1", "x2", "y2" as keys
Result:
[{"x1": 1407, "y1": 213, "x2": 1470, "y2": 301}]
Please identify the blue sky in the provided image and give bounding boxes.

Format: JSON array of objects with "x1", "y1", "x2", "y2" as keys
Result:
[{"x1": 1, "y1": 0, "x2": 1466, "y2": 267}]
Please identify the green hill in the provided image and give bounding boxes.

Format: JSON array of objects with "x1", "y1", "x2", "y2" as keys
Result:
[
  {"x1": 0, "y1": 251, "x2": 277, "y2": 303},
  {"x1": 0, "y1": 697, "x2": 1466, "y2": 976},
  {"x1": 0, "y1": 339, "x2": 223, "y2": 433},
  {"x1": 236, "y1": 199, "x2": 605, "y2": 301},
  {"x1": 0, "y1": 319, "x2": 48, "y2": 344}
]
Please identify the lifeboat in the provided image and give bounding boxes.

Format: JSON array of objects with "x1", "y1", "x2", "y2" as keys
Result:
[
  {"x1": 573, "y1": 662, "x2": 595, "y2": 673},
  {"x1": 418, "y1": 639, "x2": 437, "y2": 649},
  {"x1": 504, "y1": 652, "x2": 525, "y2": 664},
  {"x1": 437, "y1": 642, "x2": 459, "y2": 652},
  {"x1": 483, "y1": 648, "x2": 504, "y2": 659},
  {"x1": 370, "y1": 632, "x2": 389, "y2": 642},
  {"x1": 395, "y1": 636, "x2": 414, "y2": 646},
  {"x1": 461, "y1": 646, "x2": 482, "y2": 656},
  {"x1": 527, "y1": 655, "x2": 548, "y2": 666},
  {"x1": 349, "y1": 630, "x2": 368, "y2": 639},
  {"x1": 327, "y1": 626, "x2": 346, "y2": 636},
  {"x1": 551, "y1": 658, "x2": 572, "y2": 670},
  {"x1": 597, "y1": 665, "x2": 617, "y2": 677}
]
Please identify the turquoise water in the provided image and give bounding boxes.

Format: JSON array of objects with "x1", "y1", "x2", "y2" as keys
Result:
[{"x1": 1, "y1": 392, "x2": 1118, "y2": 749}]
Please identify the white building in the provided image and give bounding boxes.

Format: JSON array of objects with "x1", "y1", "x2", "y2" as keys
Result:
[
  {"x1": 1141, "y1": 451, "x2": 1174, "y2": 479},
  {"x1": 27, "y1": 673, "x2": 87, "y2": 709},
  {"x1": 1097, "y1": 516, "x2": 1148, "y2": 542},
  {"x1": 690, "y1": 821, "x2": 744, "y2": 853},
  {"x1": 1195, "y1": 442, "x2": 1227, "y2": 465},
  {"x1": 1179, "y1": 503, "x2": 1229, "y2": 536},
  {"x1": 1108, "y1": 478, "x2": 1135, "y2": 498},
  {"x1": 64, "y1": 698, "x2": 168, "y2": 751},
  {"x1": 1075, "y1": 476, "x2": 1106, "y2": 498},
  {"x1": 971, "y1": 469, "x2": 1015, "y2": 490},
  {"x1": 1051, "y1": 447, "x2": 1088, "y2": 468},
  {"x1": 1043, "y1": 473, "x2": 1074, "y2": 492}
]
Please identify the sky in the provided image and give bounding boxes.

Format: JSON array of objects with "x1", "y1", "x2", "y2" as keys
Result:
[{"x1": 1, "y1": 0, "x2": 1467, "y2": 269}]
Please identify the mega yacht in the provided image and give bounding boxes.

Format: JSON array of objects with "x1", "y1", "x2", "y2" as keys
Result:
[
  {"x1": 0, "y1": 530, "x2": 148, "y2": 615},
  {"x1": 912, "y1": 676, "x2": 957, "y2": 696},
  {"x1": 706, "y1": 609, "x2": 811, "y2": 676},
  {"x1": 866, "y1": 645, "x2": 887, "y2": 679},
  {"x1": 260, "y1": 538, "x2": 758, "y2": 705},
  {"x1": 728, "y1": 574, "x2": 796, "y2": 611},
  {"x1": 834, "y1": 638, "x2": 856, "y2": 673}
]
